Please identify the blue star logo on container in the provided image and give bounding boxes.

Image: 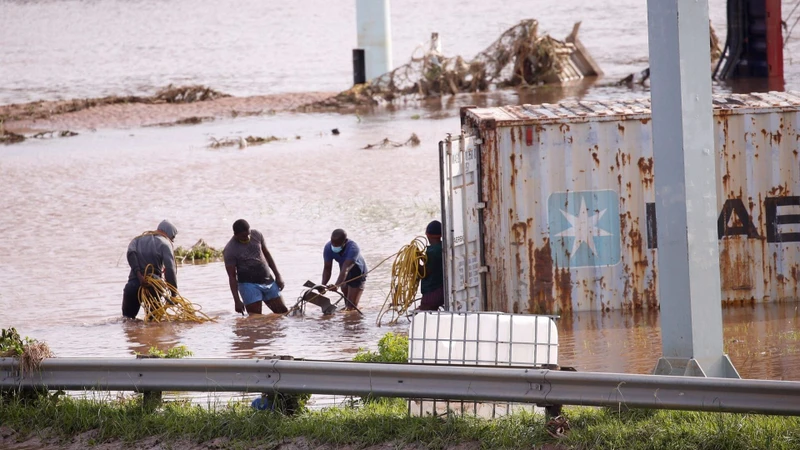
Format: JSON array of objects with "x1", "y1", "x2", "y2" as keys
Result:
[{"x1": 548, "y1": 190, "x2": 620, "y2": 268}]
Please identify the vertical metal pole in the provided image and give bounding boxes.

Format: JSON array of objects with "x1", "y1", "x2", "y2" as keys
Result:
[
  {"x1": 765, "y1": 0, "x2": 785, "y2": 90},
  {"x1": 355, "y1": 0, "x2": 393, "y2": 81},
  {"x1": 647, "y1": 0, "x2": 739, "y2": 378},
  {"x1": 352, "y1": 49, "x2": 366, "y2": 85}
]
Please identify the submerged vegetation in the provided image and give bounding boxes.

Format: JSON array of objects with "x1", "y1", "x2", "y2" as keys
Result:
[
  {"x1": 135, "y1": 345, "x2": 194, "y2": 359},
  {"x1": 174, "y1": 240, "x2": 223, "y2": 263}
]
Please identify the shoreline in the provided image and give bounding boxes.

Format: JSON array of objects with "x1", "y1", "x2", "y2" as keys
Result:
[{"x1": 0, "y1": 91, "x2": 337, "y2": 134}]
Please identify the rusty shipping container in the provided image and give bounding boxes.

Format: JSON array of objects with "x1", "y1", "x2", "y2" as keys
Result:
[{"x1": 440, "y1": 91, "x2": 800, "y2": 314}]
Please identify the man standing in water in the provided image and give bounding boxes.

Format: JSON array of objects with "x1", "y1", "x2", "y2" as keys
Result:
[
  {"x1": 322, "y1": 229, "x2": 368, "y2": 310},
  {"x1": 224, "y1": 219, "x2": 288, "y2": 315},
  {"x1": 418, "y1": 220, "x2": 444, "y2": 311},
  {"x1": 122, "y1": 220, "x2": 179, "y2": 319}
]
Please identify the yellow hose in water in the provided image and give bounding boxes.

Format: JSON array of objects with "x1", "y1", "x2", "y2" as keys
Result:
[
  {"x1": 138, "y1": 264, "x2": 215, "y2": 323},
  {"x1": 377, "y1": 237, "x2": 427, "y2": 326}
]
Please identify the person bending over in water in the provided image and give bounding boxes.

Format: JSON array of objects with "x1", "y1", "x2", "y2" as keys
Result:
[
  {"x1": 122, "y1": 220, "x2": 178, "y2": 320},
  {"x1": 321, "y1": 229, "x2": 368, "y2": 310}
]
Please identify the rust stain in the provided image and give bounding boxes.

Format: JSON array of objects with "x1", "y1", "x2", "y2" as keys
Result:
[
  {"x1": 618, "y1": 123, "x2": 625, "y2": 134},
  {"x1": 769, "y1": 184, "x2": 790, "y2": 197},
  {"x1": 646, "y1": 259, "x2": 658, "y2": 309},
  {"x1": 559, "y1": 123, "x2": 570, "y2": 133},
  {"x1": 632, "y1": 289, "x2": 642, "y2": 309},
  {"x1": 637, "y1": 157, "x2": 654, "y2": 188},
  {"x1": 640, "y1": 118, "x2": 650, "y2": 125},
  {"x1": 509, "y1": 153, "x2": 516, "y2": 187},
  {"x1": 554, "y1": 265, "x2": 573, "y2": 314},
  {"x1": 531, "y1": 238, "x2": 554, "y2": 314},
  {"x1": 719, "y1": 240, "x2": 754, "y2": 291},
  {"x1": 510, "y1": 127, "x2": 516, "y2": 144},
  {"x1": 592, "y1": 152, "x2": 600, "y2": 166}
]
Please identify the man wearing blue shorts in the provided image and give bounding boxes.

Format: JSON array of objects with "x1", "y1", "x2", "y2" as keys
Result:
[
  {"x1": 321, "y1": 228, "x2": 368, "y2": 310},
  {"x1": 223, "y1": 219, "x2": 288, "y2": 315}
]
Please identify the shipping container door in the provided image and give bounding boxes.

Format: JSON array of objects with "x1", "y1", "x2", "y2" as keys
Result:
[{"x1": 441, "y1": 133, "x2": 485, "y2": 311}]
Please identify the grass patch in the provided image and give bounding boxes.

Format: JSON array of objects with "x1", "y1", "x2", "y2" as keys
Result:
[
  {"x1": 2, "y1": 396, "x2": 800, "y2": 449},
  {"x1": 353, "y1": 332, "x2": 408, "y2": 363}
]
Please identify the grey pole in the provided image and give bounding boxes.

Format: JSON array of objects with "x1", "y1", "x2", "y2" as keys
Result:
[
  {"x1": 355, "y1": 0, "x2": 393, "y2": 81},
  {"x1": 646, "y1": 0, "x2": 739, "y2": 378}
]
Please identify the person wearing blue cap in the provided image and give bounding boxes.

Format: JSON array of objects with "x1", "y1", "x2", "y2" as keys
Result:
[
  {"x1": 419, "y1": 220, "x2": 444, "y2": 311},
  {"x1": 122, "y1": 220, "x2": 179, "y2": 319}
]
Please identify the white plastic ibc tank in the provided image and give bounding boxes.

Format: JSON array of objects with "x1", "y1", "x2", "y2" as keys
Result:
[{"x1": 408, "y1": 312, "x2": 558, "y2": 367}]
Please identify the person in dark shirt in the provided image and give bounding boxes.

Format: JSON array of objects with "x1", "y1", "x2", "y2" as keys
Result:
[
  {"x1": 223, "y1": 219, "x2": 288, "y2": 315},
  {"x1": 123, "y1": 220, "x2": 178, "y2": 319},
  {"x1": 321, "y1": 229, "x2": 368, "y2": 311},
  {"x1": 419, "y1": 220, "x2": 444, "y2": 311}
]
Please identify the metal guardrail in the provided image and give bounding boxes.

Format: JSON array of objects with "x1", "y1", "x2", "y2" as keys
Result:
[{"x1": 2, "y1": 357, "x2": 800, "y2": 416}]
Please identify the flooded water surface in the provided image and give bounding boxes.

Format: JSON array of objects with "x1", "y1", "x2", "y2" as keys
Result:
[{"x1": 2, "y1": 0, "x2": 800, "y2": 383}]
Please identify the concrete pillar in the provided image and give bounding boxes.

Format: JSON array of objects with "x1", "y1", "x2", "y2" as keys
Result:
[
  {"x1": 356, "y1": 0, "x2": 393, "y2": 81},
  {"x1": 646, "y1": 0, "x2": 739, "y2": 378}
]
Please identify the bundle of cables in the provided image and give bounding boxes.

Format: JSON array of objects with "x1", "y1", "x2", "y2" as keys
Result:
[
  {"x1": 138, "y1": 264, "x2": 215, "y2": 323},
  {"x1": 376, "y1": 237, "x2": 428, "y2": 326}
]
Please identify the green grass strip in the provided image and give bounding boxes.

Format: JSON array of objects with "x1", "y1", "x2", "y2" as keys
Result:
[{"x1": 2, "y1": 395, "x2": 800, "y2": 449}]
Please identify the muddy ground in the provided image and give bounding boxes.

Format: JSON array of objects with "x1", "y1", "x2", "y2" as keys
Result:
[
  {"x1": 0, "y1": 425, "x2": 567, "y2": 450},
  {"x1": 1, "y1": 92, "x2": 334, "y2": 133}
]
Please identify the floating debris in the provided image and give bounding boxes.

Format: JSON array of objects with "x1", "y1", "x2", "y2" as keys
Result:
[
  {"x1": 230, "y1": 109, "x2": 276, "y2": 118},
  {"x1": 363, "y1": 133, "x2": 421, "y2": 149},
  {"x1": 0, "y1": 128, "x2": 25, "y2": 145},
  {"x1": 304, "y1": 19, "x2": 601, "y2": 109},
  {"x1": 30, "y1": 130, "x2": 78, "y2": 139},
  {"x1": 153, "y1": 84, "x2": 228, "y2": 104},
  {"x1": 0, "y1": 85, "x2": 229, "y2": 123},
  {"x1": 209, "y1": 135, "x2": 282, "y2": 149},
  {"x1": 148, "y1": 116, "x2": 216, "y2": 127},
  {"x1": 175, "y1": 239, "x2": 223, "y2": 264}
]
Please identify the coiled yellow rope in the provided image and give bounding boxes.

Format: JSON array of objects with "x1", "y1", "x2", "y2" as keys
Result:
[
  {"x1": 376, "y1": 237, "x2": 428, "y2": 326},
  {"x1": 138, "y1": 264, "x2": 215, "y2": 323}
]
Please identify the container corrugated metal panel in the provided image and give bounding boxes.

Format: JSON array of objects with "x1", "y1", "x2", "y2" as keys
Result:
[{"x1": 446, "y1": 91, "x2": 800, "y2": 313}]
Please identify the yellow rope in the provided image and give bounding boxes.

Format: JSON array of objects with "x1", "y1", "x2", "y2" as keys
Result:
[
  {"x1": 138, "y1": 264, "x2": 215, "y2": 323},
  {"x1": 376, "y1": 237, "x2": 428, "y2": 326}
]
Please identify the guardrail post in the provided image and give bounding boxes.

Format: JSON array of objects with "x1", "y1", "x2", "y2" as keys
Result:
[{"x1": 646, "y1": 0, "x2": 739, "y2": 378}]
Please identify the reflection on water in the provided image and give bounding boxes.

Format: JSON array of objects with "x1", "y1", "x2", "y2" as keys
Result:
[
  {"x1": 122, "y1": 321, "x2": 184, "y2": 356},
  {"x1": 231, "y1": 314, "x2": 287, "y2": 358},
  {"x1": 560, "y1": 302, "x2": 800, "y2": 380}
]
